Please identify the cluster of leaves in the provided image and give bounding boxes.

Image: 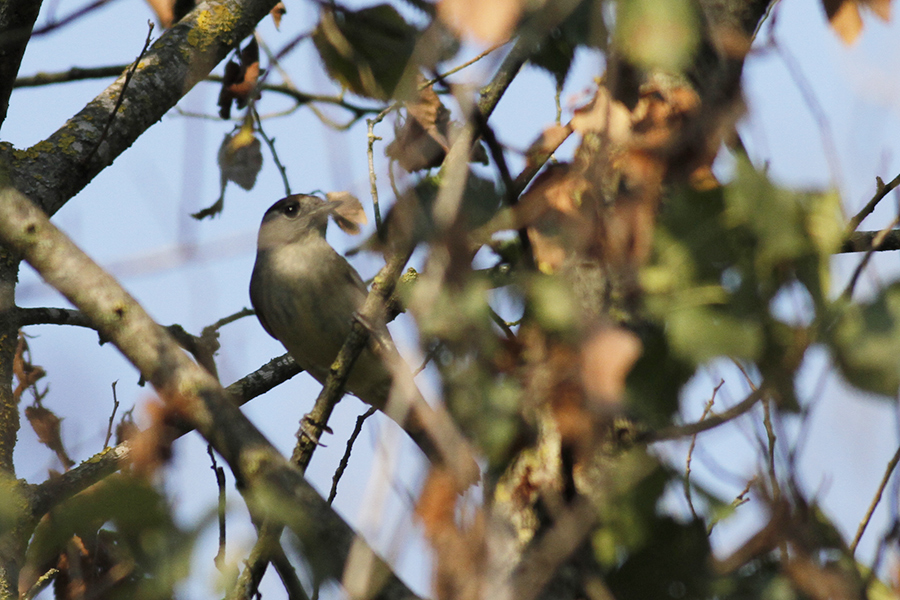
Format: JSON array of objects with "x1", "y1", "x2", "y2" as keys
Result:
[{"x1": 10, "y1": 0, "x2": 900, "y2": 598}]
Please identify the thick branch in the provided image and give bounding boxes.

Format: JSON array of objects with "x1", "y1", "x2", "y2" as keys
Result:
[
  {"x1": 29, "y1": 352, "x2": 301, "y2": 521},
  {"x1": 0, "y1": 187, "x2": 419, "y2": 600},
  {"x1": 6, "y1": 0, "x2": 281, "y2": 217},
  {"x1": 841, "y1": 230, "x2": 900, "y2": 253}
]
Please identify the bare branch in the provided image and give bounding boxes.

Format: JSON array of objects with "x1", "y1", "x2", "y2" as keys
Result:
[
  {"x1": 29, "y1": 352, "x2": 301, "y2": 523},
  {"x1": 9, "y1": 0, "x2": 284, "y2": 217},
  {"x1": 0, "y1": 186, "x2": 420, "y2": 599},
  {"x1": 850, "y1": 444, "x2": 900, "y2": 555},
  {"x1": 847, "y1": 172, "x2": 900, "y2": 233},
  {"x1": 329, "y1": 407, "x2": 377, "y2": 504},
  {"x1": 642, "y1": 388, "x2": 766, "y2": 443}
]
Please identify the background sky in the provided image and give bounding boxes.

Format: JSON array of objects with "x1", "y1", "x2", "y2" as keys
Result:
[{"x1": 6, "y1": 0, "x2": 900, "y2": 597}]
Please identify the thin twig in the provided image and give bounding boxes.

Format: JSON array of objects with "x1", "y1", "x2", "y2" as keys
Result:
[
  {"x1": 488, "y1": 306, "x2": 516, "y2": 341},
  {"x1": 643, "y1": 388, "x2": 765, "y2": 443},
  {"x1": 774, "y1": 36, "x2": 844, "y2": 189},
  {"x1": 413, "y1": 343, "x2": 442, "y2": 376},
  {"x1": 841, "y1": 229, "x2": 900, "y2": 253},
  {"x1": 103, "y1": 381, "x2": 119, "y2": 449},
  {"x1": 328, "y1": 407, "x2": 377, "y2": 504},
  {"x1": 208, "y1": 446, "x2": 228, "y2": 570},
  {"x1": 847, "y1": 173, "x2": 900, "y2": 233},
  {"x1": 22, "y1": 568, "x2": 59, "y2": 600},
  {"x1": 203, "y1": 307, "x2": 256, "y2": 336},
  {"x1": 685, "y1": 381, "x2": 723, "y2": 520},
  {"x1": 761, "y1": 397, "x2": 781, "y2": 503},
  {"x1": 422, "y1": 42, "x2": 509, "y2": 89},
  {"x1": 842, "y1": 215, "x2": 900, "y2": 300},
  {"x1": 850, "y1": 444, "x2": 900, "y2": 555},
  {"x1": 254, "y1": 107, "x2": 292, "y2": 196},
  {"x1": 31, "y1": 0, "x2": 119, "y2": 37},
  {"x1": 86, "y1": 21, "x2": 154, "y2": 164}
]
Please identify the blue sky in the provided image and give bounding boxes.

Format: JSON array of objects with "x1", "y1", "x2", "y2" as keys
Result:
[{"x1": 7, "y1": 0, "x2": 900, "y2": 596}]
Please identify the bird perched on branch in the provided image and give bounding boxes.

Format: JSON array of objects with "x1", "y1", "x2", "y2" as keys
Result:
[{"x1": 250, "y1": 194, "x2": 479, "y2": 487}]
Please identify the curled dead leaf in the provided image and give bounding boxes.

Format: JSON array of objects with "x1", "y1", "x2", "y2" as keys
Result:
[
  {"x1": 26, "y1": 405, "x2": 74, "y2": 469},
  {"x1": 823, "y1": 0, "x2": 864, "y2": 44},
  {"x1": 326, "y1": 191, "x2": 368, "y2": 234},
  {"x1": 128, "y1": 400, "x2": 178, "y2": 477},
  {"x1": 580, "y1": 327, "x2": 642, "y2": 406},
  {"x1": 524, "y1": 123, "x2": 573, "y2": 173},
  {"x1": 218, "y1": 127, "x2": 263, "y2": 191},
  {"x1": 864, "y1": 0, "x2": 891, "y2": 20},
  {"x1": 217, "y1": 37, "x2": 261, "y2": 119},
  {"x1": 270, "y1": 2, "x2": 286, "y2": 29},
  {"x1": 387, "y1": 84, "x2": 451, "y2": 171}
]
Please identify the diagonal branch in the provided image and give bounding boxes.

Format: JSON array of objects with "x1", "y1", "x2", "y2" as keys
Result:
[
  {"x1": 0, "y1": 186, "x2": 420, "y2": 600},
  {"x1": 7, "y1": 0, "x2": 281, "y2": 217},
  {"x1": 28, "y1": 351, "x2": 301, "y2": 523}
]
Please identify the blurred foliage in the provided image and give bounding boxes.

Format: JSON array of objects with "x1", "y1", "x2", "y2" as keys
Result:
[
  {"x1": 9, "y1": 0, "x2": 900, "y2": 598},
  {"x1": 23, "y1": 475, "x2": 192, "y2": 599},
  {"x1": 615, "y1": 0, "x2": 699, "y2": 71},
  {"x1": 312, "y1": 4, "x2": 420, "y2": 100},
  {"x1": 528, "y1": 0, "x2": 609, "y2": 86},
  {"x1": 641, "y1": 158, "x2": 853, "y2": 409}
]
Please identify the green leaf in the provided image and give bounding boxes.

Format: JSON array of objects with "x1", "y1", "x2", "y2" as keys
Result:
[
  {"x1": 312, "y1": 4, "x2": 419, "y2": 100},
  {"x1": 827, "y1": 284, "x2": 900, "y2": 396},
  {"x1": 668, "y1": 305, "x2": 764, "y2": 363}
]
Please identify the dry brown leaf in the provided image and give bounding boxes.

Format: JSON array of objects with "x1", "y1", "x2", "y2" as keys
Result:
[
  {"x1": 144, "y1": 0, "x2": 174, "y2": 27},
  {"x1": 416, "y1": 468, "x2": 459, "y2": 538},
  {"x1": 218, "y1": 128, "x2": 263, "y2": 190},
  {"x1": 270, "y1": 2, "x2": 286, "y2": 29},
  {"x1": 571, "y1": 87, "x2": 633, "y2": 143},
  {"x1": 630, "y1": 81, "x2": 701, "y2": 152},
  {"x1": 580, "y1": 327, "x2": 642, "y2": 405},
  {"x1": 386, "y1": 83, "x2": 452, "y2": 172},
  {"x1": 824, "y1": 0, "x2": 864, "y2": 44},
  {"x1": 601, "y1": 151, "x2": 666, "y2": 265},
  {"x1": 326, "y1": 191, "x2": 368, "y2": 234},
  {"x1": 128, "y1": 401, "x2": 178, "y2": 477},
  {"x1": 689, "y1": 165, "x2": 720, "y2": 190},
  {"x1": 437, "y1": 0, "x2": 521, "y2": 44},
  {"x1": 26, "y1": 405, "x2": 74, "y2": 469},
  {"x1": 508, "y1": 163, "x2": 593, "y2": 271},
  {"x1": 217, "y1": 38, "x2": 261, "y2": 119},
  {"x1": 417, "y1": 469, "x2": 487, "y2": 600},
  {"x1": 13, "y1": 333, "x2": 46, "y2": 403},
  {"x1": 863, "y1": 0, "x2": 892, "y2": 19}
]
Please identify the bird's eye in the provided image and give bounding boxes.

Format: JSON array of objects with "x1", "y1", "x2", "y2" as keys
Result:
[{"x1": 283, "y1": 202, "x2": 299, "y2": 218}]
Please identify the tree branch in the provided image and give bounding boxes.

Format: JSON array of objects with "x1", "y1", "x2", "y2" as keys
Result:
[
  {"x1": 640, "y1": 388, "x2": 766, "y2": 443},
  {"x1": 847, "y1": 172, "x2": 900, "y2": 233},
  {"x1": 28, "y1": 352, "x2": 301, "y2": 522},
  {"x1": 841, "y1": 230, "x2": 900, "y2": 253},
  {"x1": 0, "y1": 186, "x2": 418, "y2": 600},
  {"x1": 7, "y1": 0, "x2": 282, "y2": 217}
]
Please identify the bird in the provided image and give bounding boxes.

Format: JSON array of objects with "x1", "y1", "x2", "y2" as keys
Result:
[{"x1": 250, "y1": 194, "x2": 479, "y2": 487}]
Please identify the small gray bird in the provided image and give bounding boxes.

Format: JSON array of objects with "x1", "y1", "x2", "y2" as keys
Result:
[{"x1": 250, "y1": 194, "x2": 478, "y2": 485}]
